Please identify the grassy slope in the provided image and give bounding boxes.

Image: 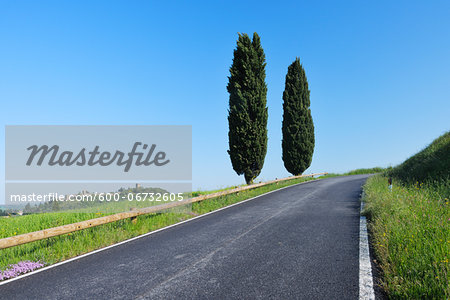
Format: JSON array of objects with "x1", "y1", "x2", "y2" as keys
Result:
[
  {"x1": 344, "y1": 167, "x2": 385, "y2": 175},
  {"x1": 323, "y1": 167, "x2": 386, "y2": 178},
  {"x1": 363, "y1": 131, "x2": 449, "y2": 299},
  {"x1": 388, "y1": 131, "x2": 450, "y2": 187}
]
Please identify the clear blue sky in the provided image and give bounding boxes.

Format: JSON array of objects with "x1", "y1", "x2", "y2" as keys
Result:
[{"x1": 1, "y1": 0, "x2": 449, "y2": 202}]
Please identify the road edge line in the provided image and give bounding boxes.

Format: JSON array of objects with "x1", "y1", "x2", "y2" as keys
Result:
[
  {"x1": 0, "y1": 177, "x2": 321, "y2": 286},
  {"x1": 359, "y1": 200, "x2": 376, "y2": 299}
]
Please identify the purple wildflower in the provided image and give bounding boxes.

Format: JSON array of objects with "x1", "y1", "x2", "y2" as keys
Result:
[{"x1": 0, "y1": 261, "x2": 44, "y2": 281}]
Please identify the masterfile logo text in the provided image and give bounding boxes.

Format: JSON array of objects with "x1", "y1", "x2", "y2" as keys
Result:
[
  {"x1": 6, "y1": 125, "x2": 192, "y2": 181},
  {"x1": 26, "y1": 142, "x2": 170, "y2": 172}
]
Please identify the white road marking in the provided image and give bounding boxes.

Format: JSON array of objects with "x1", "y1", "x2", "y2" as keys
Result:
[{"x1": 359, "y1": 201, "x2": 375, "y2": 299}]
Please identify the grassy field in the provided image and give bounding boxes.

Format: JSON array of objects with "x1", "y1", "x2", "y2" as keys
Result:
[
  {"x1": 362, "y1": 131, "x2": 449, "y2": 299},
  {"x1": 0, "y1": 175, "x2": 317, "y2": 273},
  {"x1": 321, "y1": 167, "x2": 386, "y2": 178},
  {"x1": 344, "y1": 167, "x2": 385, "y2": 175}
]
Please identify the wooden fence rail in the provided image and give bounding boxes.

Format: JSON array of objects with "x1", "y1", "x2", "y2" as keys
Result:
[{"x1": 0, "y1": 172, "x2": 327, "y2": 250}]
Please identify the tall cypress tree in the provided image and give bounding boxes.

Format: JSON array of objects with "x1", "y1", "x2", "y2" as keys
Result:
[
  {"x1": 282, "y1": 58, "x2": 315, "y2": 175},
  {"x1": 227, "y1": 33, "x2": 268, "y2": 184}
]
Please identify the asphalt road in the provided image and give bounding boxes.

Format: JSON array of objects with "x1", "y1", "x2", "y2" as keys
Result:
[{"x1": 0, "y1": 175, "x2": 369, "y2": 299}]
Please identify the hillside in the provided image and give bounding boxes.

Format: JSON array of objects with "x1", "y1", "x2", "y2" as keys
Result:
[{"x1": 388, "y1": 131, "x2": 450, "y2": 185}]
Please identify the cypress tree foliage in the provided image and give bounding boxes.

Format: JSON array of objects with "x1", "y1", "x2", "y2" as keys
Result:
[
  {"x1": 227, "y1": 33, "x2": 268, "y2": 184},
  {"x1": 282, "y1": 58, "x2": 315, "y2": 175}
]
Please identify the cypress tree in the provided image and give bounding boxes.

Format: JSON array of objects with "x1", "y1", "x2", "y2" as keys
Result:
[
  {"x1": 227, "y1": 33, "x2": 268, "y2": 184},
  {"x1": 282, "y1": 58, "x2": 315, "y2": 175}
]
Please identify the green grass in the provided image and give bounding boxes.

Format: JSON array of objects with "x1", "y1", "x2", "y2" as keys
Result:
[
  {"x1": 318, "y1": 167, "x2": 386, "y2": 178},
  {"x1": 362, "y1": 131, "x2": 450, "y2": 299},
  {"x1": 344, "y1": 167, "x2": 386, "y2": 175},
  {"x1": 0, "y1": 212, "x2": 112, "y2": 238},
  {"x1": 189, "y1": 184, "x2": 247, "y2": 197},
  {"x1": 0, "y1": 175, "x2": 317, "y2": 272},
  {"x1": 363, "y1": 176, "x2": 449, "y2": 298}
]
